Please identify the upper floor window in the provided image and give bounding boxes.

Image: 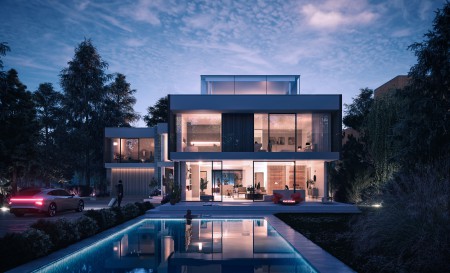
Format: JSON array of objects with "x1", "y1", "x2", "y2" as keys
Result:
[
  {"x1": 105, "y1": 138, "x2": 154, "y2": 163},
  {"x1": 176, "y1": 114, "x2": 221, "y2": 152},
  {"x1": 202, "y1": 75, "x2": 299, "y2": 95}
]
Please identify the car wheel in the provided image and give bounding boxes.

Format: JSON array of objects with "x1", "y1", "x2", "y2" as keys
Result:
[
  {"x1": 13, "y1": 212, "x2": 24, "y2": 217},
  {"x1": 76, "y1": 200, "x2": 84, "y2": 212},
  {"x1": 48, "y1": 203, "x2": 57, "y2": 217}
]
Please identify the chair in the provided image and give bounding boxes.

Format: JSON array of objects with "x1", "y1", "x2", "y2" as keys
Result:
[
  {"x1": 272, "y1": 193, "x2": 283, "y2": 204},
  {"x1": 237, "y1": 187, "x2": 247, "y2": 198},
  {"x1": 291, "y1": 192, "x2": 303, "y2": 204}
]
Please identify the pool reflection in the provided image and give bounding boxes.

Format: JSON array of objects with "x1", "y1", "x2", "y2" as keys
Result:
[
  {"x1": 40, "y1": 219, "x2": 316, "y2": 273},
  {"x1": 107, "y1": 219, "x2": 313, "y2": 273}
]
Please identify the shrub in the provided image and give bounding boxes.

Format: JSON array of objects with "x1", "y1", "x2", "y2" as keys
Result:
[
  {"x1": 143, "y1": 201, "x2": 154, "y2": 211},
  {"x1": 100, "y1": 208, "x2": 117, "y2": 228},
  {"x1": 111, "y1": 206, "x2": 125, "y2": 224},
  {"x1": 0, "y1": 229, "x2": 52, "y2": 272},
  {"x1": 122, "y1": 203, "x2": 140, "y2": 220},
  {"x1": 352, "y1": 163, "x2": 450, "y2": 273},
  {"x1": 134, "y1": 202, "x2": 146, "y2": 214},
  {"x1": 84, "y1": 209, "x2": 117, "y2": 231},
  {"x1": 75, "y1": 216, "x2": 99, "y2": 238},
  {"x1": 31, "y1": 218, "x2": 80, "y2": 249}
]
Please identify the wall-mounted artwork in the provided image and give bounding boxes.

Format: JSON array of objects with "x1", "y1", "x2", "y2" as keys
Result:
[
  {"x1": 212, "y1": 170, "x2": 242, "y2": 186},
  {"x1": 269, "y1": 137, "x2": 277, "y2": 145},
  {"x1": 278, "y1": 137, "x2": 285, "y2": 145},
  {"x1": 288, "y1": 137, "x2": 295, "y2": 145}
]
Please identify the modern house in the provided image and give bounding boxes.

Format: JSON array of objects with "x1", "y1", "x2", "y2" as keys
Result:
[
  {"x1": 104, "y1": 125, "x2": 173, "y2": 197},
  {"x1": 168, "y1": 75, "x2": 342, "y2": 202}
]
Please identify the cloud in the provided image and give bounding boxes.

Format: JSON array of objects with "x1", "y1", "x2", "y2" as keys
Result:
[
  {"x1": 392, "y1": 28, "x2": 412, "y2": 37},
  {"x1": 124, "y1": 38, "x2": 146, "y2": 47},
  {"x1": 300, "y1": 0, "x2": 378, "y2": 30},
  {"x1": 98, "y1": 14, "x2": 132, "y2": 32}
]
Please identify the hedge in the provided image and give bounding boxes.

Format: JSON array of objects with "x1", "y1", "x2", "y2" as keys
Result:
[{"x1": 0, "y1": 201, "x2": 154, "y2": 272}]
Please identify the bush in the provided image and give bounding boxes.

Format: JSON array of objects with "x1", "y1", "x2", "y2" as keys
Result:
[
  {"x1": 75, "y1": 216, "x2": 99, "y2": 238},
  {"x1": 121, "y1": 203, "x2": 140, "y2": 220},
  {"x1": 143, "y1": 201, "x2": 154, "y2": 211},
  {"x1": 352, "y1": 163, "x2": 450, "y2": 273},
  {"x1": 111, "y1": 206, "x2": 125, "y2": 224},
  {"x1": 0, "y1": 229, "x2": 52, "y2": 272},
  {"x1": 31, "y1": 218, "x2": 80, "y2": 249},
  {"x1": 84, "y1": 209, "x2": 117, "y2": 231}
]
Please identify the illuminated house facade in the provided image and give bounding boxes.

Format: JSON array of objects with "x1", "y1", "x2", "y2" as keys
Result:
[
  {"x1": 104, "y1": 125, "x2": 174, "y2": 197},
  {"x1": 168, "y1": 75, "x2": 342, "y2": 202}
]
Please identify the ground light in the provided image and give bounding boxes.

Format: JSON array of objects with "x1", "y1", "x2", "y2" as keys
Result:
[{"x1": 372, "y1": 203, "x2": 382, "y2": 208}]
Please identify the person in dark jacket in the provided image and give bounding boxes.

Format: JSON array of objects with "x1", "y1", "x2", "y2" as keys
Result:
[{"x1": 117, "y1": 180, "x2": 124, "y2": 207}]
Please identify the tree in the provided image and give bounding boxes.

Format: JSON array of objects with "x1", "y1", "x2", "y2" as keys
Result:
[
  {"x1": 0, "y1": 69, "x2": 39, "y2": 193},
  {"x1": 0, "y1": 42, "x2": 10, "y2": 71},
  {"x1": 343, "y1": 88, "x2": 374, "y2": 132},
  {"x1": 395, "y1": 2, "x2": 450, "y2": 167},
  {"x1": 0, "y1": 42, "x2": 11, "y2": 90},
  {"x1": 144, "y1": 96, "x2": 168, "y2": 127},
  {"x1": 366, "y1": 92, "x2": 400, "y2": 185},
  {"x1": 60, "y1": 39, "x2": 110, "y2": 188},
  {"x1": 105, "y1": 73, "x2": 139, "y2": 127},
  {"x1": 332, "y1": 88, "x2": 375, "y2": 203},
  {"x1": 33, "y1": 83, "x2": 64, "y2": 186}
]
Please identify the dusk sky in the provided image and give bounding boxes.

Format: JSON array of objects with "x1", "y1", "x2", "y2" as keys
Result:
[{"x1": 1, "y1": 0, "x2": 446, "y2": 126}]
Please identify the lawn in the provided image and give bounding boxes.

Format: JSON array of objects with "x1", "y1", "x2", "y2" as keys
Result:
[{"x1": 276, "y1": 211, "x2": 366, "y2": 272}]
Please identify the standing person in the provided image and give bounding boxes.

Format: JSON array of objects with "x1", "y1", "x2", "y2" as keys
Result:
[{"x1": 117, "y1": 180, "x2": 124, "y2": 207}]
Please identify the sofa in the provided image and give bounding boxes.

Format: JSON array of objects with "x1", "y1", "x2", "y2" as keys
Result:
[{"x1": 272, "y1": 190, "x2": 305, "y2": 204}]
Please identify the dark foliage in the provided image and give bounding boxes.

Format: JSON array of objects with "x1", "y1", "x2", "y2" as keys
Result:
[
  {"x1": 31, "y1": 218, "x2": 80, "y2": 249},
  {"x1": 0, "y1": 229, "x2": 52, "y2": 272},
  {"x1": 75, "y1": 215, "x2": 99, "y2": 239},
  {"x1": 144, "y1": 96, "x2": 168, "y2": 126}
]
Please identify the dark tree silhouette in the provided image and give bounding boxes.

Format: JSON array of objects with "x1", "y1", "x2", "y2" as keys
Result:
[
  {"x1": 0, "y1": 69, "x2": 39, "y2": 193},
  {"x1": 105, "y1": 73, "x2": 140, "y2": 127},
  {"x1": 60, "y1": 39, "x2": 110, "y2": 188},
  {"x1": 144, "y1": 96, "x2": 168, "y2": 127}
]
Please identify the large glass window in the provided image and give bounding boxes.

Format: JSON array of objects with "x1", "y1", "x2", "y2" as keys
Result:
[
  {"x1": 254, "y1": 114, "x2": 269, "y2": 152},
  {"x1": 312, "y1": 113, "x2": 330, "y2": 152},
  {"x1": 105, "y1": 138, "x2": 154, "y2": 163},
  {"x1": 269, "y1": 114, "x2": 296, "y2": 152},
  {"x1": 176, "y1": 114, "x2": 221, "y2": 152},
  {"x1": 296, "y1": 113, "x2": 312, "y2": 152}
]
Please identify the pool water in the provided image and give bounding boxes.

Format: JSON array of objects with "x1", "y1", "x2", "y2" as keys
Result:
[{"x1": 35, "y1": 219, "x2": 317, "y2": 273}]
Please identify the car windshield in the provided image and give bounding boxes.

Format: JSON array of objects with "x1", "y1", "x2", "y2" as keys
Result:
[{"x1": 16, "y1": 188, "x2": 42, "y2": 196}]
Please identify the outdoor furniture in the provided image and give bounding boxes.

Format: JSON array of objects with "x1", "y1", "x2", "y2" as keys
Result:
[
  {"x1": 272, "y1": 193, "x2": 283, "y2": 204},
  {"x1": 291, "y1": 192, "x2": 303, "y2": 203},
  {"x1": 273, "y1": 189, "x2": 305, "y2": 201}
]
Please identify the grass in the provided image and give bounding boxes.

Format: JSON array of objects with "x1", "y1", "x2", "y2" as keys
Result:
[{"x1": 275, "y1": 210, "x2": 369, "y2": 272}]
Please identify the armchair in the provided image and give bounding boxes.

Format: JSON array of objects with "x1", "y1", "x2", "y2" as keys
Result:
[
  {"x1": 272, "y1": 193, "x2": 283, "y2": 204},
  {"x1": 237, "y1": 187, "x2": 247, "y2": 198}
]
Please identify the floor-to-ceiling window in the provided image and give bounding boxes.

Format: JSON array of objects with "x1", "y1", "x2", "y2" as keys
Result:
[
  {"x1": 269, "y1": 114, "x2": 296, "y2": 152},
  {"x1": 176, "y1": 114, "x2": 221, "y2": 152}
]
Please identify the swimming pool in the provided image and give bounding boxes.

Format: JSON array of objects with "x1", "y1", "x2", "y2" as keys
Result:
[{"x1": 33, "y1": 219, "x2": 317, "y2": 273}]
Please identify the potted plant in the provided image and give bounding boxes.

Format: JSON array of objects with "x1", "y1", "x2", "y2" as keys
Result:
[{"x1": 200, "y1": 178, "x2": 208, "y2": 195}]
